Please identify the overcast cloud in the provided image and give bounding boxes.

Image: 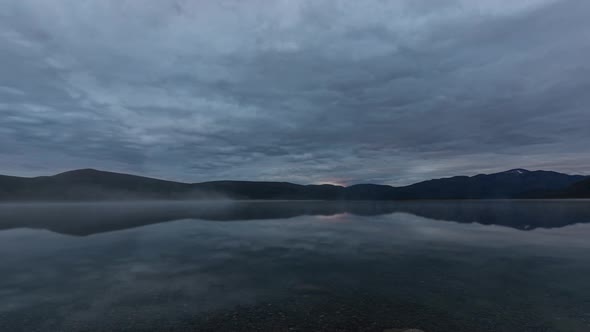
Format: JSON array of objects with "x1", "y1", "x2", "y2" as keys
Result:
[{"x1": 1, "y1": 0, "x2": 589, "y2": 185}]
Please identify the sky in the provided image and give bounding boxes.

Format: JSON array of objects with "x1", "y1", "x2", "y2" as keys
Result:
[{"x1": 1, "y1": 0, "x2": 589, "y2": 185}]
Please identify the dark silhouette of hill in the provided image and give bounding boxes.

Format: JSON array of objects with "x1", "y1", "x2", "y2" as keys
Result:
[
  {"x1": 0, "y1": 169, "x2": 195, "y2": 201},
  {"x1": 521, "y1": 177, "x2": 590, "y2": 198},
  {"x1": 0, "y1": 168, "x2": 587, "y2": 201},
  {"x1": 399, "y1": 169, "x2": 586, "y2": 199},
  {"x1": 562, "y1": 178, "x2": 590, "y2": 197}
]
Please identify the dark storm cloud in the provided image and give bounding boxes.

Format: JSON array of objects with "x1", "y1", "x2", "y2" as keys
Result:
[{"x1": 1, "y1": 0, "x2": 589, "y2": 184}]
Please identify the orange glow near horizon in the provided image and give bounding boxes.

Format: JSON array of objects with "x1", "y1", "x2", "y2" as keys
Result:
[{"x1": 314, "y1": 179, "x2": 348, "y2": 187}]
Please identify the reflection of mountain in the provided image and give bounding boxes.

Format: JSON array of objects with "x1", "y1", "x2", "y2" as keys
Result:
[
  {"x1": 0, "y1": 168, "x2": 587, "y2": 201},
  {"x1": 1, "y1": 200, "x2": 589, "y2": 236}
]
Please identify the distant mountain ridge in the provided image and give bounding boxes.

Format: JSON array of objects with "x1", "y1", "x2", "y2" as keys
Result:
[{"x1": 0, "y1": 168, "x2": 588, "y2": 201}]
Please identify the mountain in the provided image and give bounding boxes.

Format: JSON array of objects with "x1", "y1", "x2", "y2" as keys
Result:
[
  {"x1": 0, "y1": 168, "x2": 587, "y2": 201},
  {"x1": 522, "y1": 177, "x2": 590, "y2": 198},
  {"x1": 398, "y1": 169, "x2": 587, "y2": 199},
  {"x1": 193, "y1": 181, "x2": 343, "y2": 200},
  {"x1": 562, "y1": 178, "x2": 590, "y2": 198},
  {"x1": 0, "y1": 169, "x2": 195, "y2": 201}
]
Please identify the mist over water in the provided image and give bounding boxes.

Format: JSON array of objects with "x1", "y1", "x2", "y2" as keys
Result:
[{"x1": 1, "y1": 200, "x2": 590, "y2": 331}]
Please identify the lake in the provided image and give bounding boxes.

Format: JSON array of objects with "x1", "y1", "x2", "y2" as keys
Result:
[{"x1": 1, "y1": 200, "x2": 589, "y2": 332}]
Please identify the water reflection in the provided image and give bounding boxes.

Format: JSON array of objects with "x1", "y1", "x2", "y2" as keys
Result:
[
  {"x1": 1, "y1": 200, "x2": 590, "y2": 235},
  {"x1": 1, "y1": 201, "x2": 590, "y2": 331}
]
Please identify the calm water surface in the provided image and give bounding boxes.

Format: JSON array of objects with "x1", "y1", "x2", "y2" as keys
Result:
[{"x1": 1, "y1": 200, "x2": 590, "y2": 332}]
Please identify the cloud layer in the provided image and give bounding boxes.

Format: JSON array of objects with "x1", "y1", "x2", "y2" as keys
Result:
[{"x1": 1, "y1": 0, "x2": 589, "y2": 184}]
